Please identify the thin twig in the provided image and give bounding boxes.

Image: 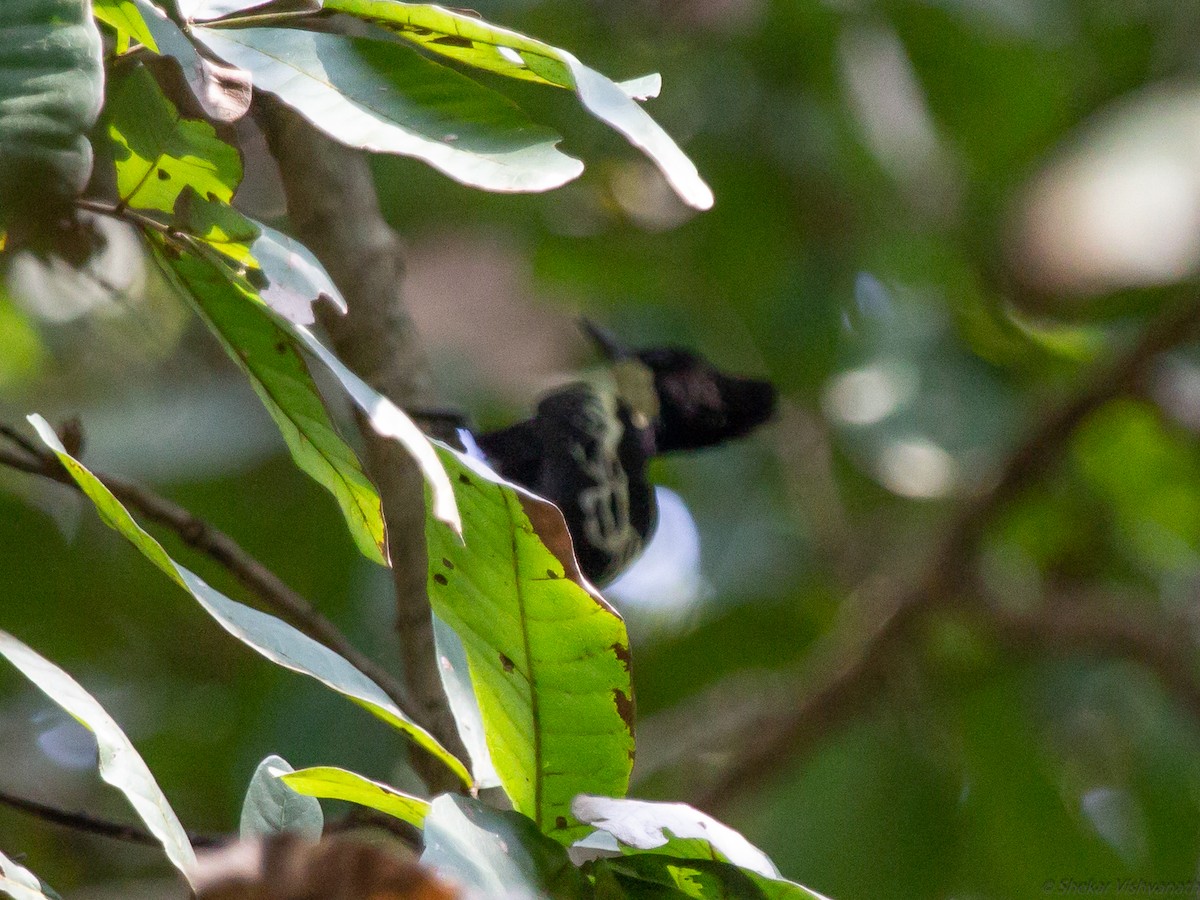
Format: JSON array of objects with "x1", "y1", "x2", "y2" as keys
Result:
[
  {"x1": 0, "y1": 789, "x2": 222, "y2": 848},
  {"x1": 0, "y1": 433, "x2": 425, "y2": 726},
  {"x1": 693, "y1": 294, "x2": 1200, "y2": 811}
]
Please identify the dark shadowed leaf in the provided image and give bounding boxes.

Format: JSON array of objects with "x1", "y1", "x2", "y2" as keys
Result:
[
  {"x1": 425, "y1": 449, "x2": 634, "y2": 842},
  {"x1": 192, "y1": 27, "x2": 583, "y2": 193},
  {"x1": 591, "y1": 855, "x2": 831, "y2": 900},
  {"x1": 26, "y1": 414, "x2": 471, "y2": 787},
  {"x1": 0, "y1": 0, "x2": 103, "y2": 226},
  {"x1": 240, "y1": 755, "x2": 324, "y2": 841}
]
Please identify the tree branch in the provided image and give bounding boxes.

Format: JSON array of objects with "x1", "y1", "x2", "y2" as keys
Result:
[
  {"x1": 0, "y1": 788, "x2": 221, "y2": 848},
  {"x1": 0, "y1": 431, "x2": 424, "y2": 731},
  {"x1": 692, "y1": 295, "x2": 1200, "y2": 811},
  {"x1": 253, "y1": 98, "x2": 467, "y2": 793},
  {"x1": 979, "y1": 597, "x2": 1200, "y2": 723}
]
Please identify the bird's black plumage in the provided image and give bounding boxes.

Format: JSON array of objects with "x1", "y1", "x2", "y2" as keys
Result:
[{"x1": 476, "y1": 325, "x2": 777, "y2": 585}]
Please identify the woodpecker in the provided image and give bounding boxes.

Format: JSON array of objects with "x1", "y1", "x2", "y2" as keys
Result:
[{"x1": 474, "y1": 321, "x2": 778, "y2": 586}]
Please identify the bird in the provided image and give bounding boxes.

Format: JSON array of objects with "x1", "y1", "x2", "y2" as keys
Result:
[{"x1": 472, "y1": 320, "x2": 778, "y2": 586}]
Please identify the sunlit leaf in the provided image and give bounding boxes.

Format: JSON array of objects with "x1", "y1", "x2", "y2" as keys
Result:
[
  {"x1": 193, "y1": 26, "x2": 583, "y2": 193},
  {"x1": 0, "y1": 629, "x2": 197, "y2": 886},
  {"x1": 26, "y1": 414, "x2": 471, "y2": 788},
  {"x1": 240, "y1": 755, "x2": 324, "y2": 840},
  {"x1": 323, "y1": 0, "x2": 712, "y2": 209},
  {"x1": 152, "y1": 241, "x2": 388, "y2": 564},
  {"x1": 426, "y1": 448, "x2": 633, "y2": 841},
  {"x1": 106, "y1": 66, "x2": 242, "y2": 215},
  {"x1": 0, "y1": 0, "x2": 103, "y2": 227},
  {"x1": 132, "y1": 0, "x2": 251, "y2": 122},
  {"x1": 279, "y1": 766, "x2": 430, "y2": 828},
  {"x1": 93, "y1": 0, "x2": 157, "y2": 53},
  {"x1": 421, "y1": 795, "x2": 588, "y2": 898}
]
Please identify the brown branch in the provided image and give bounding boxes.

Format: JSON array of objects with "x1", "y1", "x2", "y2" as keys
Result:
[
  {"x1": 979, "y1": 598, "x2": 1200, "y2": 723},
  {"x1": 253, "y1": 97, "x2": 468, "y2": 793},
  {"x1": 692, "y1": 294, "x2": 1200, "y2": 812},
  {"x1": 0, "y1": 788, "x2": 222, "y2": 848},
  {"x1": 0, "y1": 432, "x2": 425, "y2": 731}
]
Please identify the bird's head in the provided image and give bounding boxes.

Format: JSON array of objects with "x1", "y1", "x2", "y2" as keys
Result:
[{"x1": 580, "y1": 319, "x2": 778, "y2": 453}]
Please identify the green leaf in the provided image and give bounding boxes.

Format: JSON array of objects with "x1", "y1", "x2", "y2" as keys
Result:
[
  {"x1": 323, "y1": 0, "x2": 712, "y2": 209},
  {"x1": 421, "y1": 795, "x2": 590, "y2": 898},
  {"x1": 93, "y1": 0, "x2": 158, "y2": 53},
  {"x1": 152, "y1": 241, "x2": 389, "y2": 564},
  {"x1": 153, "y1": 237, "x2": 459, "y2": 540},
  {"x1": 26, "y1": 414, "x2": 471, "y2": 788},
  {"x1": 240, "y1": 755, "x2": 324, "y2": 840},
  {"x1": 592, "y1": 856, "x2": 832, "y2": 900},
  {"x1": 106, "y1": 66, "x2": 242, "y2": 215},
  {"x1": 279, "y1": 766, "x2": 430, "y2": 828},
  {"x1": 571, "y1": 796, "x2": 781, "y2": 879},
  {"x1": 192, "y1": 27, "x2": 584, "y2": 193},
  {"x1": 0, "y1": 849, "x2": 60, "y2": 900},
  {"x1": 286, "y1": 317, "x2": 461, "y2": 534},
  {"x1": 0, "y1": 0, "x2": 104, "y2": 226},
  {"x1": 426, "y1": 449, "x2": 634, "y2": 841},
  {"x1": 0, "y1": 629, "x2": 197, "y2": 886},
  {"x1": 132, "y1": 0, "x2": 251, "y2": 122}
]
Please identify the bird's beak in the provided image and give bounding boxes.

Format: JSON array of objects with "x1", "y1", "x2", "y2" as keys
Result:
[{"x1": 579, "y1": 317, "x2": 631, "y2": 361}]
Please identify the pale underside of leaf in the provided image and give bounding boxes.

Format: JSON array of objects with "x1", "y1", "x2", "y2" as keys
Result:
[
  {"x1": 571, "y1": 795, "x2": 782, "y2": 879},
  {"x1": 240, "y1": 754, "x2": 324, "y2": 840},
  {"x1": 0, "y1": 848, "x2": 57, "y2": 900},
  {"x1": 132, "y1": 0, "x2": 251, "y2": 122},
  {"x1": 26, "y1": 414, "x2": 471, "y2": 788},
  {"x1": 193, "y1": 26, "x2": 583, "y2": 193},
  {"x1": 279, "y1": 766, "x2": 430, "y2": 827},
  {"x1": 0, "y1": 629, "x2": 197, "y2": 886},
  {"x1": 426, "y1": 446, "x2": 633, "y2": 841},
  {"x1": 322, "y1": 0, "x2": 711, "y2": 209}
]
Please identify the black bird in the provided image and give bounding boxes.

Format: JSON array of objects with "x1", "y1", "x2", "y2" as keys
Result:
[{"x1": 474, "y1": 321, "x2": 777, "y2": 586}]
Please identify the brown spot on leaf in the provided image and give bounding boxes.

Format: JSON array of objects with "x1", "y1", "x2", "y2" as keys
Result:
[
  {"x1": 206, "y1": 191, "x2": 218, "y2": 202},
  {"x1": 431, "y1": 34, "x2": 473, "y2": 47},
  {"x1": 433, "y1": 573, "x2": 448, "y2": 586},
  {"x1": 274, "y1": 341, "x2": 288, "y2": 354},
  {"x1": 499, "y1": 653, "x2": 515, "y2": 672},
  {"x1": 545, "y1": 569, "x2": 557, "y2": 579},
  {"x1": 613, "y1": 688, "x2": 634, "y2": 729},
  {"x1": 442, "y1": 558, "x2": 454, "y2": 569},
  {"x1": 555, "y1": 816, "x2": 568, "y2": 830},
  {"x1": 156, "y1": 168, "x2": 170, "y2": 180},
  {"x1": 458, "y1": 473, "x2": 472, "y2": 485},
  {"x1": 611, "y1": 641, "x2": 631, "y2": 674}
]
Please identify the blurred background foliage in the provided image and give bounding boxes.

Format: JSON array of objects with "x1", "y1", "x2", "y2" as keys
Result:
[{"x1": 6, "y1": 0, "x2": 1200, "y2": 896}]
